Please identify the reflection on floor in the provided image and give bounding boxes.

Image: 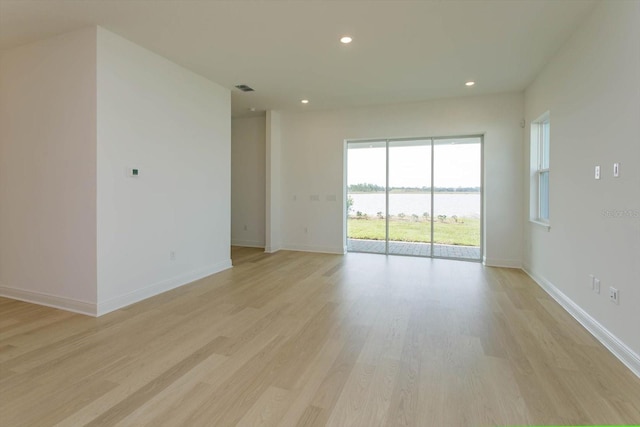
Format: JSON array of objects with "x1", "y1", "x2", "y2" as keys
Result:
[{"x1": 347, "y1": 238, "x2": 481, "y2": 260}]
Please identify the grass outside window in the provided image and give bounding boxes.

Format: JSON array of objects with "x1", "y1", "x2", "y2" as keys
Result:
[{"x1": 347, "y1": 216, "x2": 480, "y2": 247}]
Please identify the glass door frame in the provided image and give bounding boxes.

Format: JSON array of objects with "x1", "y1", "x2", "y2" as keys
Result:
[{"x1": 344, "y1": 134, "x2": 484, "y2": 262}]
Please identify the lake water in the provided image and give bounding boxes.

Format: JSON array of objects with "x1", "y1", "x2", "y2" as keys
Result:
[{"x1": 349, "y1": 193, "x2": 480, "y2": 218}]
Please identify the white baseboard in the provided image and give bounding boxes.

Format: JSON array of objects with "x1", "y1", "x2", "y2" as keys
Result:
[
  {"x1": 281, "y1": 244, "x2": 345, "y2": 255},
  {"x1": 524, "y1": 267, "x2": 640, "y2": 378},
  {"x1": 0, "y1": 284, "x2": 97, "y2": 316},
  {"x1": 483, "y1": 257, "x2": 521, "y2": 268},
  {"x1": 264, "y1": 246, "x2": 281, "y2": 254},
  {"x1": 231, "y1": 239, "x2": 265, "y2": 248},
  {"x1": 1, "y1": 260, "x2": 234, "y2": 317},
  {"x1": 96, "y1": 259, "x2": 232, "y2": 316}
]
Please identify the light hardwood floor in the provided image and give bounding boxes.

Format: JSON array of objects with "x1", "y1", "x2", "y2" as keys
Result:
[{"x1": 1, "y1": 247, "x2": 640, "y2": 426}]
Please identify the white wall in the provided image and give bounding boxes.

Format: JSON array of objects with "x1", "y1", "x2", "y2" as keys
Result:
[
  {"x1": 0, "y1": 28, "x2": 98, "y2": 313},
  {"x1": 265, "y1": 111, "x2": 283, "y2": 253},
  {"x1": 277, "y1": 93, "x2": 524, "y2": 264},
  {"x1": 524, "y1": 1, "x2": 640, "y2": 363},
  {"x1": 231, "y1": 116, "x2": 266, "y2": 248},
  {"x1": 96, "y1": 28, "x2": 231, "y2": 314}
]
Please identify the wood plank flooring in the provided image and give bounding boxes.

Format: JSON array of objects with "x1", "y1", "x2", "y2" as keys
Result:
[{"x1": 1, "y1": 246, "x2": 640, "y2": 426}]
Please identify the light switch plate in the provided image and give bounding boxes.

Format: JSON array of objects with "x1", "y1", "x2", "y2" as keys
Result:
[
  {"x1": 613, "y1": 163, "x2": 620, "y2": 177},
  {"x1": 595, "y1": 165, "x2": 600, "y2": 180},
  {"x1": 609, "y1": 287, "x2": 619, "y2": 304}
]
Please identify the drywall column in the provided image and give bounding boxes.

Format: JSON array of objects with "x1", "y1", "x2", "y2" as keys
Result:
[
  {"x1": 0, "y1": 26, "x2": 232, "y2": 316},
  {"x1": 0, "y1": 28, "x2": 98, "y2": 314},
  {"x1": 265, "y1": 110, "x2": 282, "y2": 253},
  {"x1": 96, "y1": 27, "x2": 232, "y2": 315}
]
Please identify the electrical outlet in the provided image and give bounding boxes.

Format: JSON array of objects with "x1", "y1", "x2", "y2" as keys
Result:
[
  {"x1": 609, "y1": 287, "x2": 619, "y2": 305},
  {"x1": 595, "y1": 165, "x2": 601, "y2": 180},
  {"x1": 594, "y1": 277, "x2": 600, "y2": 294}
]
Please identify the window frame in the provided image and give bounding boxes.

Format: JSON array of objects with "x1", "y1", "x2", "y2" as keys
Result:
[{"x1": 530, "y1": 112, "x2": 550, "y2": 228}]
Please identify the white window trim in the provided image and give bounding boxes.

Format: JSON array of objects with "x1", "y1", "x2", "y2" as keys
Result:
[{"x1": 530, "y1": 218, "x2": 551, "y2": 231}]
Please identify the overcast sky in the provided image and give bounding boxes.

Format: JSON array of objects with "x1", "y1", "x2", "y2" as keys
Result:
[{"x1": 347, "y1": 139, "x2": 481, "y2": 188}]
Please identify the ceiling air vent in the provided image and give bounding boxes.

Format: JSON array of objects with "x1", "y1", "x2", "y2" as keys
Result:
[{"x1": 235, "y1": 84, "x2": 255, "y2": 92}]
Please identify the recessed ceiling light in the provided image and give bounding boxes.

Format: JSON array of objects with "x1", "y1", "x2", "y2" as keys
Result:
[
  {"x1": 301, "y1": 99, "x2": 309, "y2": 104},
  {"x1": 340, "y1": 36, "x2": 353, "y2": 44},
  {"x1": 248, "y1": 107, "x2": 256, "y2": 112},
  {"x1": 465, "y1": 81, "x2": 475, "y2": 87}
]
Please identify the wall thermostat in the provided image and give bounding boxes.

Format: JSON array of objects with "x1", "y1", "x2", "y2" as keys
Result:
[{"x1": 128, "y1": 167, "x2": 140, "y2": 177}]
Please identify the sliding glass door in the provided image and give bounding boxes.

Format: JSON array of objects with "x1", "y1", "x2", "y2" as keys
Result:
[
  {"x1": 388, "y1": 140, "x2": 432, "y2": 256},
  {"x1": 346, "y1": 141, "x2": 387, "y2": 254},
  {"x1": 346, "y1": 136, "x2": 482, "y2": 261},
  {"x1": 432, "y1": 137, "x2": 482, "y2": 260}
]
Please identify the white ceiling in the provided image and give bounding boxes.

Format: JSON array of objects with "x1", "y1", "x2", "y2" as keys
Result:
[{"x1": 0, "y1": 0, "x2": 597, "y2": 118}]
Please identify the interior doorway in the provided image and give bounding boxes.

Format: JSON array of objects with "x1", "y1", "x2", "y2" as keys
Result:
[{"x1": 346, "y1": 136, "x2": 483, "y2": 261}]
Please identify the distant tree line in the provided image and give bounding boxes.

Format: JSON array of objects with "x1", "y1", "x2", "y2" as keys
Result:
[
  {"x1": 349, "y1": 183, "x2": 386, "y2": 192},
  {"x1": 348, "y1": 183, "x2": 480, "y2": 193}
]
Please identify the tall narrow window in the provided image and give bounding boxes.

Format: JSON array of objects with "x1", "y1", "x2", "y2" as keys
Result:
[{"x1": 531, "y1": 112, "x2": 550, "y2": 224}]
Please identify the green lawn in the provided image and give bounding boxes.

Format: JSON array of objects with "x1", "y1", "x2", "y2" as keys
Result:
[{"x1": 348, "y1": 217, "x2": 480, "y2": 246}]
